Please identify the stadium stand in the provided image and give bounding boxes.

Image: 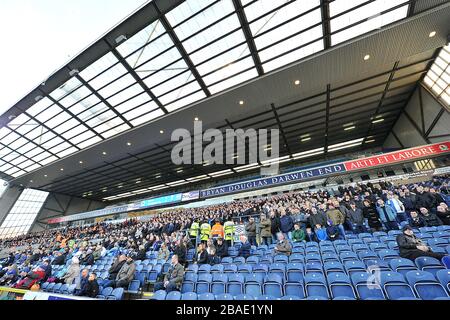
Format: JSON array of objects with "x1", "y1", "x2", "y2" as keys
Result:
[{"x1": 0, "y1": 175, "x2": 449, "y2": 300}]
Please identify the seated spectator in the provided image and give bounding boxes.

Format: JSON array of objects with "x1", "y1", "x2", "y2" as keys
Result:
[
  {"x1": 0, "y1": 264, "x2": 18, "y2": 286},
  {"x1": 194, "y1": 243, "x2": 208, "y2": 264},
  {"x1": 420, "y1": 207, "x2": 443, "y2": 226},
  {"x1": 238, "y1": 235, "x2": 251, "y2": 258},
  {"x1": 273, "y1": 233, "x2": 292, "y2": 256},
  {"x1": 397, "y1": 225, "x2": 448, "y2": 261},
  {"x1": 157, "y1": 243, "x2": 170, "y2": 262},
  {"x1": 105, "y1": 255, "x2": 136, "y2": 289},
  {"x1": 78, "y1": 273, "x2": 99, "y2": 298},
  {"x1": 207, "y1": 248, "x2": 220, "y2": 265},
  {"x1": 305, "y1": 227, "x2": 316, "y2": 242},
  {"x1": 154, "y1": 255, "x2": 184, "y2": 293},
  {"x1": 291, "y1": 223, "x2": 305, "y2": 242},
  {"x1": 52, "y1": 251, "x2": 66, "y2": 266},
  {"x1": 75, "y1": 269, "x2": 89, "y2": 296},
  {"x1": 92, "y1": 244, "x2": 105, "y2": 261},
  {"x1": 108, "y1": 255, "x2": 126, "y2": 281},
  {"x1": 173, "y1": 240, "x2": 187, "y2": 267},
  {"x1": 436, "y1": 204, "x2": 450, "y2": 225},
  {"x1": 61, "y1": 256, "x2": 80, "y2": 286},
  {"x1": 326, "y1": 220, "x2": 341, "y2": 241},
  {"x1": 314, "y1": 224, "x2": 328, "y2": 242},
  {"x1": 80, "y1": 249, "x2": 94, "y2": 266},
  {"x1": 215, "y1": 237, "x2": 228, "y2": 258},
  {"x1": 14, "y1": 265, "x2": 46, "y2": 289},
  {"x1": 408, "y1": 210, "x2": 426, "y2": 228},
  {"x1": 206, "y1": 238, "x2": 216, "y2": 256}
]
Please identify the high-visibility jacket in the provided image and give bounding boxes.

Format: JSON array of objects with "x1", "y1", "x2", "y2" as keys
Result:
[
  {"x1": 224, "y1": 221, "x2": 235, "y2": 241},
  {"x1": 200, "y1": 223, "x2": 211, "y2": 241},
  {"x1": 190, "y1": 222, "x2": 200, "y2": 237},
  {"x1": 211, "y1": 223, "x2": 224, "y2": 238}
]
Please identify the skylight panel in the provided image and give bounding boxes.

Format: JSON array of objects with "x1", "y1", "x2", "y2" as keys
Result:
[
  {"x1": 208, "y1": 68, "x2": 258, "y2": 94},
  {"x1": 88, "y1": 62, "x2": 128, "y2": 90},
  {"x1": 330, "y1": 0, "x2": 409, "y2": 45},
  {"x1": 129, "y1": 108, "x2": 165, "y2": 126},
  {"x1": 79, "y1": 52, "x2": 119, "y2": 82},
  {"x1": 122, "y1": 101, "x2": 159, "y2": 121},
  {"x1": 61, "y1": 125, "x2": 89, "y2": 141},
  {"x1": 101, "y1": 123, "x2": 130, "y2": 139},
  {"x1": 196, "y1": 42, "x2": 251, "y2": 77},
  {"x1": 0, "y1": 131, "x2": 19, "y2": 146},
  {"x1": 158, "y1": 79, "x2": 202, "y2": 105},
  {"x1": 58, "y1": 86, "x2": 92, "y2": 108},
  {"x1": 16, "y1": 142, "x2": 35, "y2": 155},
  {"x1": 152, "y1": 70, "x2": 196, "y2": 98},
  {"x1": 0, "y1": 127, "x2": 11, "y2": 140},
  {"x1": 181, "y1": 13, "x2": 241, "y2": 54},
  {"x1": 85, "y1": 110, "x2": 117, "y2": 128},
  {"x1": 124, "y1": 34, "x2": 175, "y2": 70},
  {"x1": 117, "y1": 20, "x2": 167, "y2": 59},
  {"x1": 94, "y1": 117, "x2": 125, "y2": 134},
  {"x1": 69, "y1": 130, "x2": 96, "y2": 145},
  {"x1": 106, "y1": 83, "x2": 144, "y2": 106},
  {"x1": 35, "y1": 105, "x2": 63, "y2": 123},
  {"x1": 15, "y1": 120, "x2": 39, "y2": 136},
  {"x1": 26, "y1": 97, "x2": 53, "y2": 117},
  {"x1": 8, "y1": 137, "x2": 28, "y2": 151},
  {"x1": 41, "y1": 136, "x2": 64, "y2": 149},
  {"x1": 169, "y1": 0, "x2": 233, "y2": 41},
  {"x1": 97, "y1": 74, "x2": 136, "y2": 99},
  {"x1": 68, "y1": 94, "x2": 101, "y2": 115},
  {"x1": 424, "y1": 45, "x2": 450, "y2": 105},
  {"x1": 32, "y1": 130, "x2": 56, "y2": 146},
  {"x1": 203, "y1": 56, "x2": 255, "y2": 86},
  {"x1": 77, "y1": 136, "x2": 102, "y2": 149},
  {"x1": 114, "y1": 92, "x2": 152, "y2": 114},
  {"x1": 166, "y1": 0, "x2": 216, "y2": 27},
  {"x1": 53, "y1": 118, "x2": 80, "y2": 135},
  {"x1": 50, "y1": 77, "x2": 83, "y2": 101},
  {"x1": 25, "y1": 147, "x2": 45, "y2": 159},
  {"x1": 165, "y1": 91, "x2": 206, "y2": 112},
  {"x1": 49, "y1": 142, "x2": 72, "y2": 154},
  {"x1": 44, "y1": 111, "x2": 71, "y2": 129},
  {"x1": 7, "y1": 113, "x2": 30, "y2": 129},
  {"x1": 77, "y1": 103, "x2": 109, "y2": 122}
]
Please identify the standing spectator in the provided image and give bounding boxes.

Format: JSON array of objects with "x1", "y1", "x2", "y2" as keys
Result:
[
  {"x1": 346, "y1": 202, "x2": 367, "y2": 234},
  {"x1": 326, "y1": 204, "x2": 346, "y2": 239},
  {"x1": 270, "y1": 211, "x2": 281, "y2": 243},
  {"x1": 215, "y1": 237, "x2": 228, "y2": 258},
  {"x1": 259, "y1": 214, "x2": 272, "y2": 246},
  {"x1": 279, "y1": 208, "x2": 294, "y2": 240},
  {"x1": 376, "y1": 199, "x2": 399, "y2": 231},
  {"x1": 387, "y1": 193, "x2": 408, "y2": 223},
  {"x1": 245, "y1": 217, "x2": 257, "y2": 246},
  {"x1": 362, "y1": 199, "x2": 383, "y2": 232},
  {"x1": 61, "y1": 256, "x2": 80, "y2": 286},
  {"x1": 211, "y1": 219, "x2": 224, "y2": 240},
  {"x1": 308, "y1": 207, "x2": 327, "y2": 229}
]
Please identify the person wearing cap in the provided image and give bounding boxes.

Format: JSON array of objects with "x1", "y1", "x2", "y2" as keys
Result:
[
  {"x1": 61, "y1": 256, "x2": 80, "y2": 286},
  {"x1": 396, "y1": 225, "x2": 448, "y2": 261}
]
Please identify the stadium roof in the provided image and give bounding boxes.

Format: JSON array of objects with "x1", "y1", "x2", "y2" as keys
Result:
[{"x1": 0, "y1": 0, "x2": 449, "y2": 201}]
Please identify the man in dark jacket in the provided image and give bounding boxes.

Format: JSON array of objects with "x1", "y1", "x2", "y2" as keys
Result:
[
  {"x1": 279, "y1": 208, "x2": 294, "y2": 240},
  {"x1": 108, "y1": 254, "x2": 126, "y2": 281},
  {"x1": 397, "y1": 225, "x2": 447, "y2": 260},
  {"x1": 346, "y1": 202, "x2": 366, "y2": 234},
  {"x1": 154, "y1": 255, "x2": 184, "y2": 292},
  {"x1": 194, "y1": 243, "x2": 208, "y2": 265},
  {"x1": 436, "y1": 205, "x2": 450, "y2": 225},
  {"x1": 52, "y1": 251, "x2": 67, "y2": 266},
  {"x1": 270, "y1": 211, "x2": 280, "y2": 243},
  {"x1": 245, "y1": 217, "x2": 257, "y2": 246},
  {"x1": 420, "y1": 207, "x2": 443, "y2": 226},
  {"x1": 238, "y1": 235, "x2": 251, "y2": 258},
  {"x1": 215, "y1": 237, "x2": 228, "y2": 258},
  {"x1": 79, "y1": 273, "x2": 99, "y2": 298},
  {"x1": 408, "y1": 211, "x2": 426, "y2": 228},
  {"x1": 308, "y1": 207, "x2": 327, "y2": 228},
  {"x1": 415, "y1": 186, "x2": 435, "y2": 210},
  {"x1": 173, "y1": 240, "x2": 187, "y2": 266}
]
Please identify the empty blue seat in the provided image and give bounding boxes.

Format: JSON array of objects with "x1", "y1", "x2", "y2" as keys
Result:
[
  {"x1": 181, "y1": 292, "x2": 197, "y2": 300},
  {"x1": 336, "y1": 245, "x2": 352, "y2": 253},
  {"x1": 238, "y1": 264, "x2": 252, "y2": 274},
  {"x1": 233, "y1": 257, "x2": 246, "y2": 265},
  {"x1": 151, "y1": 290, "x2": 167, "y2": 300},
  {"x1": 224, "y1": 264, "x2": 238, "y2": 273},
  {"x1": 280, "y1": 295, "x2": 302, "y2": 300},
  {"x1": 304, "y1": 273, "x2": 329, "y2": 299},
  {"x1": 274, "y1": 255, "x2": 289, "y2": 264},
  {"x1": 286, "y1": 263, "x2": 304, "y2": 283},
  {"x1": 358, "y1": 250, "x2": 378, "y2": 262},
  {"x1": 256, "y1": 295, "x2": 277, "y2": 301},
  {"x1": 339, "y1": 252, "x2": 358, "y2": 263},
  {"x1": 198, "y1": 264, "x2": 211, "y2": 274},
  {"x1": 305, "y1": 253, "x2": 321, "y2": 263},
  {"x1": 415, "y1": 256, "x2": 445, "y2": 276},
  {"x1": 187, "y1": 264, "x2": 199, "y2": 274},
  {"x1": 284, "y1": 281, "x2": 305, "y2": 299},
  {"x1": 198, "y1": 293, "x2": 215, "y2": 300},
  {"x1": 389, "y1": 258, "x2": 417, "y2": 276},
  {"x1": 166, "y1": 291, "x2": 182, "y2": 300},
  {"x1": 324, "y1": 261, "x2": 345, "y2": 275},
  {"x1": 97, "y1": 287, "x2": 113, "y2": 299},
  {"x1": 196, "y1": 273, "x2": 213, "y2": 294},
  {"x1": 428, "y1": 238, "x2": 448, "y2": 247},
  {"x1": 211, "y1": 273, "x2": 228, "y2": 295},
  {"x1": 108, "y1": 288, "x2": 124, "y2": 300},
  {"x1": 333, "y1": 296, "x2": 356, "y2": 300},
  {"x1": 269, "y1": 263, "x2": 286, "y2": 280},
  {"x1": 127, "y1": 280, "x2": 141, "y2": 295},
  {"x1": 443, "y1": 256, "x2": 450, "y2": 269},
  {"x1": 216, "y1": 293, "x2": 233, "y2": 300},
  {"x1": 321, "y1": 253, "x2": 339, "y2": 263},
  {"x1": 305, "y1": 262, "x2": 323, "y2": 273},
  {"x1": 327, "y1": 273, "x2": 356, "y2": 299},
  {"x1": 369, "y1": 243, "x2": 388, "y2": 252},
  {"x1": 227, "y1": 273, "x2": 245, "y2": 295},
  {"x1": 221, "y1": 257, "x2": 233, "y2": 264},
  {"x1": 377, "y1": 249, "x2": 399, "y2": 261},
  {"x1": 211, "y1": 264, "x2": 224, "y2": 273},
  {"x1": 351, "y1": 272, "x2": 385, "y2": 300},
  {"x1": 289, "y1": 253, "x2": 305, "y2": 263},
  {"x1": 234, "y1": 294, "x2": 255, "y2": 300},
  {"x1": 380, "y1": 271, "x2": 416, "y2": 300},
  {"x1": 52, "y1": 283, "x2": 63, "y2": 293},
  {"x1": 246, "y1": 256, "x2": 260, "y2": 265},
  {"x1": 406, "y1": 270, "x2": 449, "y2": 300},
  {"x1": 306, "y1": 296, "x2": 328, "y2": 300},
  {"x1": 244, "y1": 274, "x2": 263, "y2": 297},
  {"x1": 344, "y1": 260, "x2": 366, "y2": 275},
  {"x1": 263, "y1": 274, "x2": 283, "y2": 298}
]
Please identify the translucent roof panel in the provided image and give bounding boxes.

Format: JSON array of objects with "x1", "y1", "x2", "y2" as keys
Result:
[
  {"x1": 330, "y1": 0, "x2": 409, "y2": 45},
  {"x1": 423, "y1": 44, "x2": 450, "y2": 106}
]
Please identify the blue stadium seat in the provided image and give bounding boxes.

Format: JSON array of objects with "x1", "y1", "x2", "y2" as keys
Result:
[
  {"x1": 274, "y1": 255, "x2": 289, "y2": 264},
  {"x1": 320, "y1": 246, "x2": 336, "y2": 254},
  {"x1": 405, "y1": 270, "x2": 449, "y2": 300},
  {"x1": 306, "y1": 242, "x2": 319, "y2": 248},
  {"x1": 358, "y1": 250, "x2": 378, "y2": 262},
  {"x1": 260, "y1": 256, "x2": 274, "y2": 264},
  {"x1": 227, "y1": 273, "x2": 245, "y2": 296},
  {"x1": 415, "y1": 256, "x2": 445, "y2": 276},
  {"x1": 269, "y1": 263, "x2": 286, "y2": 280},
  {"x1": 292, "y1": 247, "x2": 305, "y2": 254},
  {"x1": 256, "y1": 295, "x2": 277, "y2": 301},
  {"x1": 333, "y1": 296, "x2": 356, "y2": 300},
  {"x1": 305, "y1": 262, "x2": 323, "y2": 274},
  {"x1": 221, "y1": 257, "x2": 233, "y2": 265},
  {"x1": 419, "y1": 227, "x2": 437, "y2": 233},
  {"x1": 148, "y1": 265, "x2": 162, "y2": 284},
  {"x1": 377, "y1": 249, "x2": 400, "y2": 262},
  {"x1": 443, "y1": 256, "x2": 450, "y2": 269},
  {"x1": 344, "y1": 260, "x2": 366, "y2": 276},
  {"x1": 151, "y1": 290, "x2": 167, "y2": 300},
  {"x1": 305, "y1": 253, "x2": 321, "y2": 263},
  {"x1": 216, "y1": 293, "x2": 233, "y2": 300},
  {"x1": 263, "y1": 274, "x2": 284, "y2": 298},
  {"x1": 166, "y1": 291, "x2": 182, "y2": 300},
  {"x1": 365, "y1": 259, "x2": 392, "y2": 272},
  {"x1": 181, "y1": 292, "x2": 197, "y2": 300},
  {"x1": 333, "y1": 240, "x2": 348, "y2": 246},
  {"x1": 437, "y1": 226, "x2": 450, "y2": 232},
  {"x1": 428, "y1": 238, "x2": 448, "y2": 248},
  {"x1": 198, "y1": 264, "x2": 211, "y2": 274},
  {"x1": 369, "y1": 243, "x2": 388, "y2": 252},
  {"x1": 253, "y1": 263, "x2": 269, "y2": 276},
  {"x1": 347, "y1": 239, "x2": 364, "y2": 246},
  {"x1": 127, "y1": 280, "x2": 141, "y2": 295},
  {"x1": 41, "y1": 282, "x2": 49, "y2": 291},
  {"x1": 327, "y1": 273, "x2": 356, "y2": 299},
  {"x1": 52, "y1": 283, "x2": 63, "y2": 293},
  {"x1": 321, "y1": 253, "x2": 339, "y2": 263},
  {"x1": 387, "y1": 230, "x2": 402, "y2": 237},
  {"x1": 211, "y1": 264, "x2": 224, "y2": 273},
  {"x1": 389, "y1": 258, "x2": 417, "y2": 276},
  {"x1": 339, "y1": 252, "x2": 358, "y2": 263},
  {"x1": 351, "y1": 272, "x2": 385, "y2": 300},
  {"x1": 234, "y1": 294, "x2": 254, "y2": 300},
  {"x1": 97, "y1": 287, "x2": 113, "y2": 299},
  {"x1": 108, "y1": 288, "x2": 124, "y2": 300},
  {"x1": 196, "y1": 273, "x2": 213, "y2": 294},
  {"x1": 246, "y1": 256, "x2": 260, "y2": 265},
  {"x1": 284, "y1": 281, "x2": 305, "y2": 299},
  {"x1": 380, "y1": 271, "x2": 416, "y2": 300},
  {"x1": 224, "y1": 264, "x2": 238, "y2": 273},
  {"x1": 233, "y1": 257, "x2": 246, "y2": 265},
  {"x1": 244, "y1": 274, "x2": 263, "y2": 297},
  {"x1": 373, "y1": 231, "x2": 388, "y2": 238},
  {"x1": 289, "y1": 253, "x2": 305, "y2": 264},
  {"x1": 58, "y1": 284, "x2": 68, "y2": 294},
  {"x1": 187, "y1": 264, "x2": 199, "y2": 274},
  {"x1": 435, "y1": 269, "x2": 450, "y2": 294},
  {"x1": 336, "y1": 245, "x2": 352, "y2": 253},
  {"x1": 286, "y1": 263, "x2": 304, "y2": 283},
  {"x1": 306, "y1": 296, "x2": 327, "y2": 300},
  {"x1": 238, "y1": 264, "x2": 252, "y2": 274},
  {"x1": 211, "y1": 273, "x2": 227, "y2": 295},
  {"x1": 304, "y1": 273, "x2": 329, "y2": 299},
  {"x1": 280, "y1": 295, "x2": 302, "y2": 300},
  {"x1": 198, "y1": 293, "x2": 215, "y2": 301},
  {"x1": 324, "y1": 261, "x2": 345, "y2": 275}
]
